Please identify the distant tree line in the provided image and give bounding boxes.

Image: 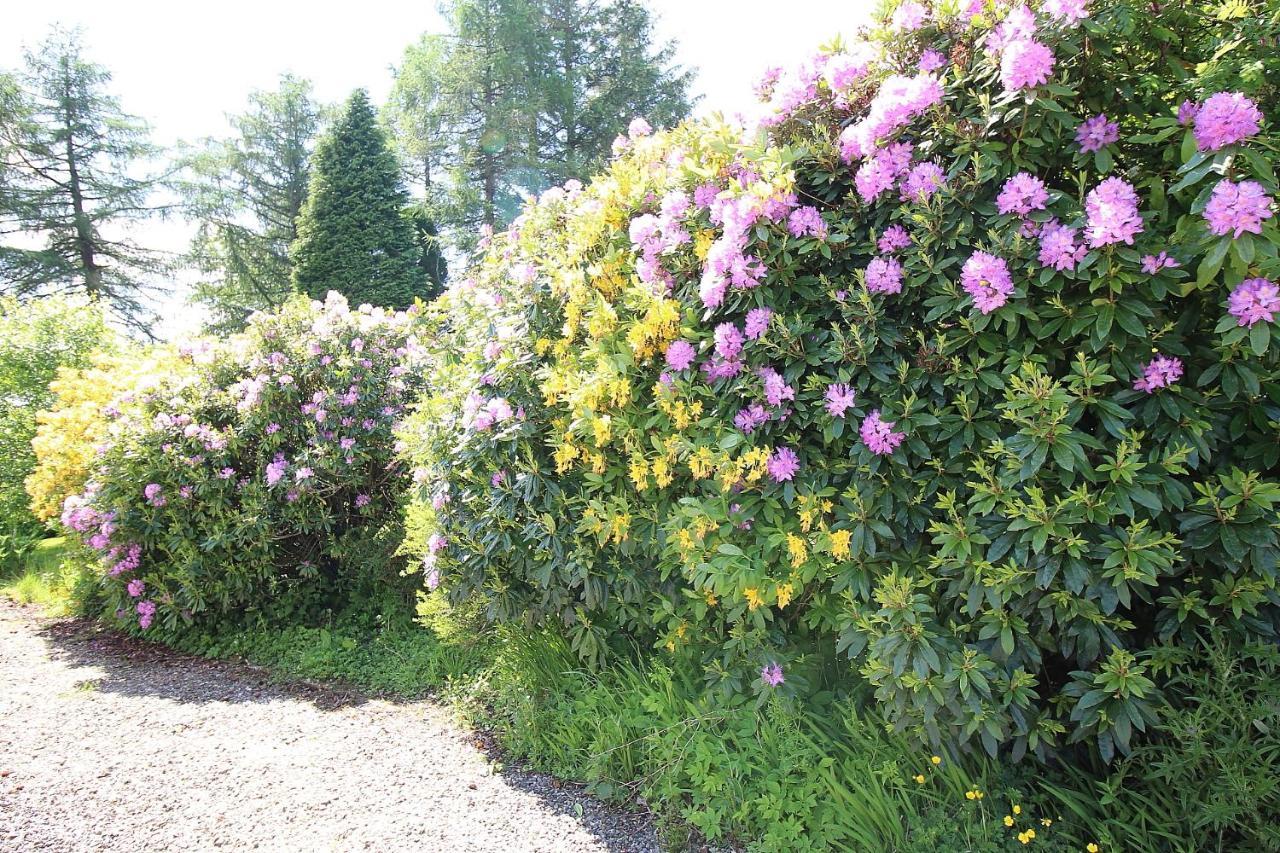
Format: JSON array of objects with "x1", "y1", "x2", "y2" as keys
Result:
[{"x1": 0, "y1": 0, "x2": 693, "y2": 335}]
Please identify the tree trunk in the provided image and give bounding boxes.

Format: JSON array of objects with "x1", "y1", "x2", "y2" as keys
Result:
[{"x1": 61, "y1": 58, "x2": 99, "y2": 297}]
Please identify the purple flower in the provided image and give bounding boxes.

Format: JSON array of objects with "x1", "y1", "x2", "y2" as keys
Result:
[
  {"x1": 355, "y1": 494, "x2": 372, "y2": 508},
  {"x1": 838, "y1": 74, "x2": 942, "y2": 161},
  {"x1": 878, "y1": 226, "x2": 912, "y2": 254},
  {"x1": 767, "y1": 446, "x2": 800, "y2": 482},
  {"x1": 1076, "y1": 114, "x2": 1119, "y2": 153},
  {"x1": 825, "y1": 383, "x2": 856, "y2": 418},
  {"x1": 865, "y1": 257, "x2": 904, "y2": 294},
  {"x1": 664, "y1": 340, "x2": 696, "y2": 371},
  {"x1": 960, "y1": 251, "x2": 1014, "y2": 314},
  {"x1": 144, "y1": 484, "x2": 166, "y2": 508},
  {"x1": 136, "y1": 600, "x2": 156, "y2": 630},
  {"x1": 715, "y1": 323, "x2": 745, "y2": 359},
  {"x1": 628, "y1": 116, "x2": 652, "y2": 139},
  {"x1": 761, "y1": 662, "x2": 785, "y2": 687},
  {"x1": 1228, "y1": 278, "x2": 1280, "y2": 327},
  {"x1": 1085, "y1": 177, "x2": 1144, "y2": 247},
  {"x1": 745, "y1": 308, "x2": 773, "y2": 340},
  {"x1": 1177, "y1": 100, "x2": 1200, "y2": 126},
  {"x1": 127, "y1": 579, "x2": 145, "y2": 598},
  {"x1": 1001, "y1": 40, "x2": 1055, "y2": 92},
  {"x1": 1204, "y1": 179, "x2": 1274, "y2": 238},
  {"x1": 734, "y1": 404, "x2": 769, "y2": 434},
  {"x1": 1133, "y1": 354, "x2": 1183, "y2": 393},
  {"x1": 491, "y1": 469, "x2": 508, "y2": 487},
  {"x1": 1038, "y1": 222, "x2": 1086, "y2": 271},
  {"x1": 787, "y1": 206, "x2": 828, "y2": 239},
  {"x1": 892, "y1": 0, "x2": 927, "y2": 30},
  {"x1": 1044, "y1": 0, "x2": 1089, "y2": 23},
  {"x1": 899, "y1": 161, "x2": 946, "y2": 202},
  {"x1": 918, "y1": 50, "x2": 947, "y2": 72},
  {"x1": 1141, "y1": 252, "x2": 1180, "y2": 274},
  {"x1": 294, "y1": 467, "x2": 314, "y2": 483},
  {"x1": 265, "y1": 454, "x2": 287, "y2": 487},
  {"x1": 860, "y1": 410, "x2": 906, "y2": 456},
  {"x1": 996, "y1": 172, "x2": 1048, "y2": 216},
  {"x1": 266, "y1": 422, "x2": 281, "y2": 434},
  {"x1": 759, "y1": 367, "x2": 796, "y2": 407},
  {"x1": 1193, "y1": 92, "x2": 1262, "y2": 152}
]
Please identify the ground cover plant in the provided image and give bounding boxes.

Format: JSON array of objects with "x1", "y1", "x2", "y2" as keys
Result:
[{"x1": 402, "y1": 0, "x2": 1280, "y2": 773}]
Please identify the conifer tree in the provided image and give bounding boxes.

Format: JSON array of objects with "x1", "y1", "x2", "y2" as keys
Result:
[{"x1": 290, "y1": 90, "x2": 420, "y2": 307}]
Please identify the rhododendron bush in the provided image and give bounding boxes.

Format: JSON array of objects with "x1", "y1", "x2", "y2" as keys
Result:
[
  {"x1": 404, "y1": 0, "x2": 1280, "y2": 762},
  {"x1": 61, "y1": 293, "x2": 429, "y2": 631}
]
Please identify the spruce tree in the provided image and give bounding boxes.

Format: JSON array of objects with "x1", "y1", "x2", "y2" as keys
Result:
[
  {"x1": 403, "y1": 203, "x2": 448, "y2": 301},
  {"x1": 290, "y1": 90, "x2": 420, "y2": 307}
]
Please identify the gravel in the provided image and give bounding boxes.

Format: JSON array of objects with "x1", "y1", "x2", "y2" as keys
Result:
[{"x1": 0, "y1": 598, "x2": 661, "y2": 852}]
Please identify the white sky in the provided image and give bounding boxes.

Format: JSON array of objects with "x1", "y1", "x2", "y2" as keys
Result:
[{"x1": 1, "y1": 0, "x2": 873, "y2": 337}]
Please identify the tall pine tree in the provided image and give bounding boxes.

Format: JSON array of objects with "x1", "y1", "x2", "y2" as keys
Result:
[
  {"x1": 182, "y1": 75, "x2": 321, "y2": 331},
  {"x1": 0, "y1": 28, "x2": 169, "y2": 335},
  {"x1": 290, "y1": 90, "x2": 420, "y2": 308}
]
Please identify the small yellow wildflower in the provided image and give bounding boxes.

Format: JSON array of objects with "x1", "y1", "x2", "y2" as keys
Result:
[
  {"x1": 1012, "y1": 804, "x2": 1021, "y2": 815},
  {"x1": 1004, "y1": 816, "x2": 1014, "y2": 827},
  {"x1": 744, "y1": 587, "x2": 763, "y2": 611},
  {"x1": 829, "y1": 529, "x2": 852, "y2": 560},
  {"x1": 1087, "y1": 844, "x2": 1100, "y2": 852},
  {"x1": 1017, "y1": 832, "x2": 1030, "y2": 845},
  {"x1": 1041, "y1": 818, "x2": 1052, "y2": 827},
  {"x1": 913, "y1": 774, "x2": 925, "y2": 784},
  {"x1": 704, "y1": 588, "x2": 717, "y2": 606},
  {"x1": 931, "y1": 756, "x2": 942, "y2": 765}
]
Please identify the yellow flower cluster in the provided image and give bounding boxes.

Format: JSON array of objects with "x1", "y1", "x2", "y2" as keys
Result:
[
  {"x1": 27, "y1": 351, "x2": 171, "y2": 521},
  {"x1": 623, "y1": 296, "x2": 681, "y2": 361}
]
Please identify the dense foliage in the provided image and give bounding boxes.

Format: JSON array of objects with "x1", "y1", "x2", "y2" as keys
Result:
[
  {"x1": 59, "y1": 293, "x2": 429, "y2": 632},
  {"x1": 0, "y1": 296, "x2": 113, "y2": 532},
  {"x1": 401, "y1": 0, "x2": 1280, "y2": 765}
]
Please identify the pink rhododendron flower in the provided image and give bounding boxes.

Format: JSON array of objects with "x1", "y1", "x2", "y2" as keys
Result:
[
  {"x1": 1044, "y1": 0, "x2": 1089, "y2": 23},
  {"x1": 1085, "y1": 177, "x2": 1143, "y2": 247},
  {"x1": 627, "y1": 117, "x2": 652, "y2": 139},
  {"x1": 838, "y1": 74, "x2": 942, "y2": 161},
  {"x1": 1228, "y1": 278, "x2": 1280, "y2": 327},
  {"x1": 1001, "y1": 39, "x2": 1054, "y2": 92},
  {"x1": 735, "y1": 404, "x2": 769, "y2": 434},
  {"x1": 1076, "y1": 114, "x2": 1119, "y2": 153},
  {"x1": 355, "y1": 494, "x2": 371, "y2": 508},
  {"x1": 1193, "y1": 92, "x2": 1262, "y2": 152},
  {"x1": 715, "y1": 323, "x2": 745, "y2": 359},
  {"x1": 745, "y1": 308, "x2": 773, "y2": 340},
  {"x1": 144, "y1": 484, "x2": 165, "y2": 508},
  {"x1": 767, "y1": 446, "x2": 800, "y2": 482},
  {"x1": 899, "y1": 161, "x2": 946, "y2": 202},
  {"x1": 996, "y1": 172, "x2": 1048, "y2": 216},
  {"x1": 825, "y1": 383, "x2": 856, "y2": 417},
  {"x1": 1141, "y1": 252, "x2": 1180, "y2": 274},
  {"x1": 136, "y1": 600, "x2": 156, "y2": 630},
  {"x1": 1203, "y1": 179, "x2": 1274, "y2": 238},
  {"x1": 878, "y1": 225, "x2": 913, "y2": 253},
  {"x1": 960, "y1": 251, "x2": 1014, "y2": 313},
  {"x1": 988, "y1": 4, "x2": 1036, "y2": 52},
  {"x1": 865, "y1": 257, "x2": 904, "y2": 294},
  {"x1": 860, "y1": 410, "x2": 906, "y2": 456},
  {"x1": 761, "y1": 662, "x2": 785, "y2": 686},
  {"x1": 1038, "y1": 222, "x2": 1086, "y2": 271},
  {"x1": 1133, "y1": 354, "x2": 1183, "y2": 393},
  {"x1": 1177, "y1": 100, "x2": 1200, "y2": 126},
  {"x1": 665, "y1": 340, "x2": 696, "y2": 371},
  {"x1": 127, "y1": 579, "x2": 145, "y2": 598},
  {"x1": 759, "y1": 367, "x2": 796, "y2": 407},
  {"x1": 891, "y1": 0, "x2": 928, "y2": 31},
  {"x1": 918, "y1": 50, "x2": 947, "y2": 72},
  {"x1": 788, "y1": 205, "x2": 828, "y2": 239}
]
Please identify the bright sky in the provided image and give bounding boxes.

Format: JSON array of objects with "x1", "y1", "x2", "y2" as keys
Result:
[{"x1": 1, "y1": 0, "x2": 874, "y2": 337}]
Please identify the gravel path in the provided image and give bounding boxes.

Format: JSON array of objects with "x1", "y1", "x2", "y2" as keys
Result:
[{"x1": 0, "y1": 599, "x2": 661, "y2": 852}]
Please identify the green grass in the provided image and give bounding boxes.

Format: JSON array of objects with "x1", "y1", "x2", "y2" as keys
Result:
[{"x1": 0, "y1": 536, "x2": 93, "y2": 615}]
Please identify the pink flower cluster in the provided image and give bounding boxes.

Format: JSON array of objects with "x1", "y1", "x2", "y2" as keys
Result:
[
  {"x1": 996, "y1": 172, "x2": 1048, "y2": 216},
  {"x1": 860, "y1": 410, "x2": 906, "y2": 456},
  {"x1": 961, "y1": 251, "x2": 1015, "y2": 314},
  {"x1": 1193, "y1": 92, "x2": 1262, "y2": 152},
  {"x1": 865, "y1": 257, "x2": 904, "y2": 295},
  {"x1": 1075, "y1": 114, "x2": 1118, "y2": 153},
  {"x1": 1085, "y1": 177, "x2": 1143, "y2": 247},
  {"x1": 1133, "y1": 354, "x2": 1183, "y2": 393},
  {"x1": 1228, "y1": 278, "x2": 1280, "y2": 327},
  {"x1": 838, "y1": 73, "x2": 943, "y2": 162},
  {"x1": 1203, "y1": 179, "x2": 1274, "y2": 238}
]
